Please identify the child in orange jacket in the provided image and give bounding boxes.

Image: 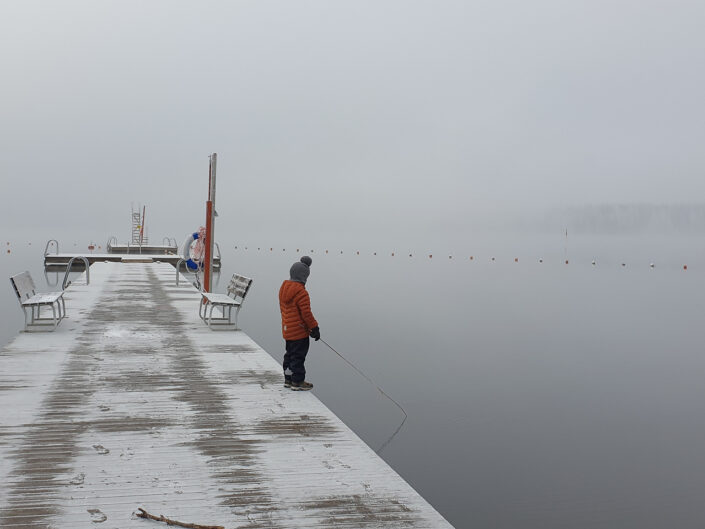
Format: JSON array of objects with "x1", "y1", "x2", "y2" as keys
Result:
[{"x1": 279, "y1": 256, "x2": 320, "y2": 390}]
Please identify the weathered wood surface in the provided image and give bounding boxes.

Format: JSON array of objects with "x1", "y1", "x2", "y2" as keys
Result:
[{"x1": 0, "y1": 262, "x2": 453, "y2": 528}]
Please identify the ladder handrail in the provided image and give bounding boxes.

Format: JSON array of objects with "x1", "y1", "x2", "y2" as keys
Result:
[
  {"x1": 62, "y1": 256, "x2": 90, "y2": 290},
  {"x1": 176, "y1": 259, "x2": 184, "y2": 285},
  {"x1": 106, "y1": 236, "x2": 117, "y2": 251},
  {"x1": 44, "y1": 240, "x2": 59, "y2": 256},
  {"x1": 175, "y1": 258, "x2": 202, "y2": 288},
  {"x1": 176, "y1": 259, "x2": 196, "y2": 284}
]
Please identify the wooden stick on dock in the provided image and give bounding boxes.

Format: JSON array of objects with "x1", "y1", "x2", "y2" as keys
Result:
[{"x1": 136, "y1": 507, "x2": 224, "y2": 529}]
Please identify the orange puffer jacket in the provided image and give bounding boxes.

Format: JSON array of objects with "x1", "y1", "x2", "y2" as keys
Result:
[{"x1": 279, "y1": 280, "x2": 318, "y2": 340}]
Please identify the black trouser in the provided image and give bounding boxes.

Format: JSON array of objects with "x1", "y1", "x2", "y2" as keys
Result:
[{"x1": 283, "y1": 337, "x2": 310, "y2": 383}]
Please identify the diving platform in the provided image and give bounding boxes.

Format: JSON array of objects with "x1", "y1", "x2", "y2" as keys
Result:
[
  {"x1": 43, "y1": 253, "x2": 221, "y2": 271},
  {"x1": 42, "y1": 238, "x2": 221, "y2": 271},
  {"x1": 0, "y1": 262, "x2": 453, "y2": 528},
  {"x1": 105, "y1": 244, "x2": 177, "y2": 254}
]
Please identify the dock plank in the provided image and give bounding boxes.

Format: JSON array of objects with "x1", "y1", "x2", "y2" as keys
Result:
[{"x1": 0, "y1": 262, "x2": 453, "y2": 528}]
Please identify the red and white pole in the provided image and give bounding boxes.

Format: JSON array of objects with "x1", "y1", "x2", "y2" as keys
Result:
[
  {"x1": 203, "y1": 153, "x2": 217, "y2": 293},
  {"x1": 139, "y1": 205, "x2": 146, "y2": 251}
]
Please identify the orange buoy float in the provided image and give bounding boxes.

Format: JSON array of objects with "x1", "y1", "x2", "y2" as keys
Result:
[{"x1": 514, "y1": 258, "x2": 518, "y2": 262}]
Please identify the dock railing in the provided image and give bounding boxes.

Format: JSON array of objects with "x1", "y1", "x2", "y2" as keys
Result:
[
  {"x1": 107, "y1": 236, "x2": 117, "y2": 252},
  {"x1": 43, "y1": 240, "x2": 59, "y2": 256}
]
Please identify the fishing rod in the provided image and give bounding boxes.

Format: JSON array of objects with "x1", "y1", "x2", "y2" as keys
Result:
[{"x1": 317, "y1": 337, "x2": 408, "y2": 454}]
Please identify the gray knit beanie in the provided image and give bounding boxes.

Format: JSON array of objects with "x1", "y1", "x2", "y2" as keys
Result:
[
  {"x1": 290, "y1": 261, "x2": 310, "y2": 284},
  {"x1": 300, "y1": 256, "x2": 312, "y2": 267}
]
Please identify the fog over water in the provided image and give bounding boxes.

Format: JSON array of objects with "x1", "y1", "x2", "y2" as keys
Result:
[
  {"x1": 2, "y1": 1, "x2": 705, "y2": 242},
  {"x1": 2, "y1": 0, "x2": 705, "y2": 527}
]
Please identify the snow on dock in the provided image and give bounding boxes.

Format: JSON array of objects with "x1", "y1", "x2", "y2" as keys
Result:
[{"x1": 0, "y1": 262, "x2": 453, "y2": 528}]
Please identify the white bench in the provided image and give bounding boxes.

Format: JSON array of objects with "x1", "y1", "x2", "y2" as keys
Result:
[
  {"x1": 199, "y1": 273, "x2": 253, "y2": 330},
  {"x1": 10, "y1": 271, "x2": 66, "y2": 331}
]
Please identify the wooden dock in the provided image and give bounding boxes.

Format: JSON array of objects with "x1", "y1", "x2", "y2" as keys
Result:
[{"x1": 0, "y1": 262, "x2": 453, "y2": 528}]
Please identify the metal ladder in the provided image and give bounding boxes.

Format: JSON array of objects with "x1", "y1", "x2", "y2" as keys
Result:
[
  {"x1": 130, "y1": 208, "x2": 148, "y2": 245},
  {"x1": 131, "y1": 212, "x2": 142, "y2": 244}
]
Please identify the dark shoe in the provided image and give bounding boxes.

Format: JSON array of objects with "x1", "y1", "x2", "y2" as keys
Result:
[
  {"x1": 290, "y1": 381, "x2": 313, "y2": 391},
  {"x1": 284, "y1": 377, "x2": 292, "y2": 388}
]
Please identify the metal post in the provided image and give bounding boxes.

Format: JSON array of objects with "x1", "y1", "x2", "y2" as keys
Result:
[{"x1": 204, "y1": 153, "x2": 217, "y2": 293}]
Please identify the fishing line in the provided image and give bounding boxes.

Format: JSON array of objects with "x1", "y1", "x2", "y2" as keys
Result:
[{"x1": 317, "y1": 337, "x2": 408, "y2": 454}]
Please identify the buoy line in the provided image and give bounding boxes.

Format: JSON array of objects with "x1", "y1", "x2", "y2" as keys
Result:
[{"x1": 232, "y1": 246, "x2": 694, "y2": 270}]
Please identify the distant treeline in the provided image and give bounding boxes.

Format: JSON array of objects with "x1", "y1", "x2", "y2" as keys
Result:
[{"x1": 538, "y1": 204, "x2": 705, "y2": 234}]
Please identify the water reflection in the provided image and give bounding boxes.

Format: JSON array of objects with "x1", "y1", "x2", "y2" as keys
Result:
[
  {"x1": 218, "y1": 238, "x2": 705, "y2": 529},
  {"x1": 43, "y1": 268, "x2": 61, "y2": 288}
]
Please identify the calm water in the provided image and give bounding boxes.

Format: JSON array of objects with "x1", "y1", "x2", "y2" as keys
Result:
[{"x1": 2, "y1": 234, "x2": 705, "y2": 528}]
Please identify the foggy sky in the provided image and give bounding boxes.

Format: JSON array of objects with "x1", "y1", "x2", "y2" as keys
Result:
[{"x1": 1, "y1": 0, "x2": 704, "y2": 244}]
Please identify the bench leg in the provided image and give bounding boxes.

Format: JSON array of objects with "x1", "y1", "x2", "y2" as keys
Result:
[
  {"x1": 54, "y1": 300, "x2": 63, "y2": 327},
  {"x1": 207, "y1": 303, "x2": 216, "y2": 329},
  {"x1": 22, "y1": 307, "x2": 30, "y2": 331}
]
